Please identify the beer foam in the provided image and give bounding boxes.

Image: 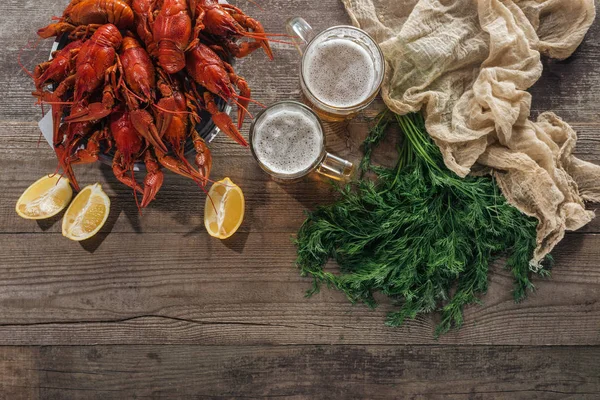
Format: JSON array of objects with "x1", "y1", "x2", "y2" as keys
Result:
[
  {"x1": 252, "y1": 108, "x2": 323, "y2": 176},
  {"x1": 304, "y1": 38, "x2": 376, "y2": 108}
]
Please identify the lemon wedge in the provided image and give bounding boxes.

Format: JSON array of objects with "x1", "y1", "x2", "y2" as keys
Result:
[
  {"x1": 62, "y1": 183, "x2": 110, "y2": 241},
  {"x1": 16, "y1": 174, "x2": 73, "y2": 220},
  {"x1": 204, "y1": 177, "x2": 245, "y2": 239}
]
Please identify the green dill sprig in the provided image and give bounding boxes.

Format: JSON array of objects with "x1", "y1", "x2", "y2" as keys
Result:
[{"x1": 295, "y1": 112, "x2": 549, "y2": 336}]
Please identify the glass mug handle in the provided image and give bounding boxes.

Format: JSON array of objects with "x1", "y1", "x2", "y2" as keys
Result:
[
  {"x1": 317, "y1": 153, "x2": 354, "y2": 181},
  {"x1": 286, "y1": 17, "x2": 315, "y2": 55}
]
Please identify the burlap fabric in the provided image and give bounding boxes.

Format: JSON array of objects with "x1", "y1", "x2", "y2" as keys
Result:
[{"x1": 342, "y1": 0, "x2": 599, "y2": 266}]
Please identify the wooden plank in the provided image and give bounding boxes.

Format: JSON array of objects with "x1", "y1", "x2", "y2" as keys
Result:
[
  {"x1": 0, "y1": 233, "x2": 597, "y2": 345},
  {"x1": 4, "y1": 0, "x2": 600, "y2": 126},
  {"x1": 1, "y1": 119, "x2": 598, "y2": 234},
  {"x1": 530, "y1": 12, "x2": 600, "y2": 123},
  {"x1": 0, "y1": 0, "x2": 597, "y2": 398},
  {"x1": 2, "y1": 1, "x2": 599, "y2": 237},
  {"x1": 0, "y1": 112, "x2": 394, "y2": 235},
  {"x1": 2, "y1": 1, "x2": 598, "y2": 128},
  {"x1": 0, "y1": 0, "x2": 66, "y2": 123},
  {"x1": 0, "y1": 345, "x2": 583, "y2": 399},
  {"x1": 0, "y1": 347, "x2": 39, "y2": 400}
]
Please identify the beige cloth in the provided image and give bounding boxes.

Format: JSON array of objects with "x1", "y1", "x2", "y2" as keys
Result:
[{"x1": 342, "y1": 0, "x2": 599, "y2": 267}]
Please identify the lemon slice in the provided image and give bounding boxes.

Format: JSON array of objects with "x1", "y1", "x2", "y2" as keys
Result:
[
  {"x1": 204, "y1": 177, "x2": 245, "y2": 239},
  {"x1": 16, "y1": 174, "x2": 73, "y2": 220},
  {"x1": 62, "y1": 183, "x2": 110, "y2": 241}
]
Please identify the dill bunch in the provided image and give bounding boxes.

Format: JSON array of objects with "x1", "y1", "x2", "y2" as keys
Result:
[{"x1": 295, "y1": 112, "x2": 550, "y2": 336}]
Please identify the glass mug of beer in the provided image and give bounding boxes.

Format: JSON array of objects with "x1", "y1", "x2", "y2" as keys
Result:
[
  {"x1": 249, "y1": 101, "x2": 354, "y2": 181},
  {"x1": 286, "y1": 17, "x2": 385, "y2": 122}
]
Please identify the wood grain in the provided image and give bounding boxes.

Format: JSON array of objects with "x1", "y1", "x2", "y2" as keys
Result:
[
  {"x1": 0, "y1": 345, "x2": 596, "y2": 400},
  {"x1": 0, "y1": 119, "x2": 598, "y2": 234},
  {"x1": 0, "y1": 0, "x2": 600, "y2": 397},
  {"x1": 0, "y1": 233, "x2": 597, "y2": 345},
  {"x1": 530, "y1": 18, "x2": 600, "y2": 123},
  {"x1": 0, "y1": 347, "x2": 39, "y2": 400}
]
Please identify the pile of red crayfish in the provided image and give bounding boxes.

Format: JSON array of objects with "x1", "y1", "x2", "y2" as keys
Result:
[{"x1": 30, "y1": 0, "x2": 276, "y2": 209}]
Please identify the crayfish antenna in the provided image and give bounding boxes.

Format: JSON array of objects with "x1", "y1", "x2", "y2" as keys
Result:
[
  {"x1": 152, "y1": 103, "x2": 194, "y2": 116},
  {"x1": 18, "y1": 37, "x2": 42, "y2": 79},
  {"x1": 35, "y1": 99, "x2": 75, "y2": 106},
  {"x1": 232, "y1": 93, "x2": 265, "y2": 109},
  {"x1": 231, "y1": 97, "x2": 254, "y2": 119},
  {"x1": 238, "y1": 32, "x2": 294, "y2": 41},
  {"x1": 240, "y1": 0, "x2": 265, "y2": 11}
]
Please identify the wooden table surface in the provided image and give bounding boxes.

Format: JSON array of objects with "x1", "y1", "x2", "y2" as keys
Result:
[{"x1": 1, "y1": 1, "x2": 600, "y2": 398}]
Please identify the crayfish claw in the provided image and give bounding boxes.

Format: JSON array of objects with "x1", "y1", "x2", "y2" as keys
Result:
[
  {"x1": 193, "y1": 131, "x2": 212, "y2": 184},
  {"x1": 211, "y1": 111, "x2": 248, "y2": 147},
  {"x1": 203, "y1": 92, "x2": 248, "y2": 147},
  {"x1": 141, "y1": 151, "x2": 164, "y2": 208},
  {"x1": 112, "y1": 150, "x2": 144, "y2": 195},
  {"x1": 37, "y1": 22, "x2": 76, "y2": 39},
  {"x1": 129, "y1": 109, "x2": 169, "y2": 153},
  {"x1": 64, "y1": 102, "x2": 114, "y2": 124}
]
